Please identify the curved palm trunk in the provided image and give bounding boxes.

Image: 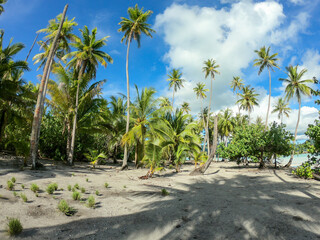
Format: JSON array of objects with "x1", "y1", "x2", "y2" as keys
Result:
[
  {"x1": 200, "y1": 99, "x2": 207, "y2": 152},
  {"x1": 285, "y1": 99, "x2": 301, "y2": 167},
  {"x1": 122, "y1": 34, "x2": 132, "y2": 170},
  {"x1": 265, "y1": 68, "x2": 271, "y2": 130},
  {"x1": 67, "y1": 64, "x2": 85, "y2": 165},
  {"x1": 172, "y1": 89, "x2": 175, "y2": 109},
  {"x1": 30, "y1": 4, "x2": 68, "y2": 169},
  {"x1": 205, "y1": 77, "x2": 213, "y2": 156}
]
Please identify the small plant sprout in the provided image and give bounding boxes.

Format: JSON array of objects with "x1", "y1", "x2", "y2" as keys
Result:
[
  {"x1": 35, "y1": 193, "x2": 39, "y2": 197},
  {"x1": 13, "y1": 191, "x2": 17, "y2": 197},
  {"x1": 86, "y1": 178, "x2": 89, "y2": 182},
  {"x1": 87, "y1": 195, "x2": 95, "y2": 208},
  {"x1": 72, "y1": 187, "x2": 76, "y2": 192},
  {"x1": 46, "y1": 184, "x2": 56, "y2": 194},
  {"x1": 74, "y1": 183, "x2": 79, "y2": 189},
  {"x1": 67, "y1": 185, "x2": 72, "y2": 191},
  {"x1": 7, "y1": 181, "x2": 14, "y2": 191},
  {"x1": 161, "y1": 188, "x2": 169, "y2": 196},
  {"x1": 104, "y1": 182, "x2": 109, "y2": 188},
  {"x1": 52, "y1": 183, "x2": 58, "y2": 190},
  {"x1": 7, "y1": 218, "x2": 23, "y2": 236},
  {"x1": 30, "y1": 183, "x2": 39, "y2": 193},
  {"x1": 81, "y1": 187, "x2": 85, "y2": 193},
  {"x1": 11, "y1": 177, "x2": 16, "y2": 183},
  {"x1": 58, "y1": 199, "x2": 75, "y2": 216},
  {"x1": 84, "y1": 149, "x2": 107, "y2": 169},
  {"x1": 20, "y1": 193, "x2": 27, "y2": 202},
  {"x1": 72, "y1": 191, "x2": 81, "y2": 201},
  {"x1": 123, "y1": 185, "x2": 126, "y2": 189},
  {"x1": 21, "y1": 184, "x2": 25, "y2": 189},
  {"x1": 95, "y1": 190, "x2": 99, "y2": 196}
]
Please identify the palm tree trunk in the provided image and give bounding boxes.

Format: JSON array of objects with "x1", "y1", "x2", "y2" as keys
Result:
[
  {"x1": 25, "y1": 33, "x2": 39, "y2": 62},
  {"x1": 265, "y1": 68, "x2": 271, "y2": 130},
  {"x1": 206, "y1": 76, "x2": 213, "y2": 156},
  {"x1": 66, "y1": 120, "x2": 71, "y2": 158},
  {"x1": 30, "y1": 4, "x2": 68, "y2": 169},
  {"x1": 67, "y1": 63, "x2": 85, "y2": 165},
  {"x1": 200, "y1": 99, "x2": 207, "y2": 152},
  {"x1": 0, "y1": 109, "x2": 6, "y2": 143},
  {"x1": 122, "y1": 33, "x2": 132, "y2": 170},
  {"x1": 190, "y1": 115, "x2": 218, "y2": 175},
  {"x1": 285, "y1": 99, "x2": 301, "y2": 167},
  {"x1": 172, "y1": 89, "x2": 175, "y2": 109}
]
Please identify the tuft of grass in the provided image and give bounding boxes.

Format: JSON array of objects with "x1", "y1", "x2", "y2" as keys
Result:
[
  {"x1": 161, "y1": 188, "x2": 169, "y2": 196},
  {"x1": 67, "y1": 185, "x2": 72, "y2": 191},
  {"x1": 72, "y1": 187, "x2": 76, "y2": 192},
  {"x1": 30, "y1": 183, "x2": 39, "y2": 193},
  {"x1": 11, "y1": 177, "x2": 16, "y2": 183},
  {"x1": 13, "y1": 191, "x2": 17, "y2": 197},
  {"x1": 20, "y1": 193, "x2": 27, "y2": 202},
  {"x1": 87, "y1": 195, "x2": 95, "y2": 208},
  {"x1": 72, "y1": 191, "x2": 81, "y2": 201},
  {"x1": 86, "y1": 178, "x2": 89, "y2": 182},
  {"x1": 7, "y1": 180, "x2": 14, "y2": 191},
  {"x1": 52, "y1": 183, "x2": 58, "y2": 191},
  {"x1": 95, "y1": 190, "x2": 99, "y2": 196},
  {"x1": 21, "y1": 184, "x2": 25, "y2": 189},
  {"x1": 74, "y1": 183, "x2": 79, "y2": 189},
  {"x1": 7, "y1": 218, "x2": 23, "y2": 236},
  {"x1": 58, "y1": 199, "x2": 75, "y2": 216},
  {"x1": 46, "y1": 184, "x2": 56, "y2": 194},
  {"x1": 81, "y1": 187, "x2": 85, "y2": 193},
  {"x1": 104, "y1": 182, "x2": 109, "y2": 188}
]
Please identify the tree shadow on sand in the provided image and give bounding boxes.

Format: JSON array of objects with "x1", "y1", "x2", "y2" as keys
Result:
[{"x1": 15, "y1": 170, "x2": 320, "y2": 240}]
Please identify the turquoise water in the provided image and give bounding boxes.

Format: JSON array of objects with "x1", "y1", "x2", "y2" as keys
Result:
[{"x1": 278, "y1": 153, "x2": 310, "y2": 167}]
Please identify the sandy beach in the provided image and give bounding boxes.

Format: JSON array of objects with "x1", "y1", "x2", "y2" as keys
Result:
[{"x1": 0, "y1": 157, "x2": 320, "y2": 240}]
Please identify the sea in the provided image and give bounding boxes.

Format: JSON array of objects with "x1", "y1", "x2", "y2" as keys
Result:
[{"x1": 277, "y1": 153, "x2": 311, "y2": 167}]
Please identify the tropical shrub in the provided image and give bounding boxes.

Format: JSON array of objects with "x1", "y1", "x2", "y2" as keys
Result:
[
  {"x1": 7, "y1": 180, "x2": 14, "y2": 190},
  {"x1": 30, "y1": 183, "x2": 39, "y2": 193},
  {"x1": 46, "y1": 184, "x2": 56, "y2": 194},
  {"x1": 20, "y1": 193, "x2": 27, "y2": 202},
  {"x1": 7, "y1": 218, "x2": 23, "y2": 236},
  {"x1": 87, "y1": 195, "x2": 95, "y2": 208},
  {"x1": 58, "y1": 199, "x2": 75, "y2": 216},
  {"x1": 72, "y1": 191, "x2": 81, "y2": 201},
  {"x1": 293, "y1": 161, "x2": 314, "y2": 179}
]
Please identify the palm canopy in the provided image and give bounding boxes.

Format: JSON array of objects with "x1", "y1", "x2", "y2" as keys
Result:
[
  {"x1": 181, "y1": 102, "x2": 191, "y2": 114},
  {"x1": 0, "y1": 0, "x2": 7, "y2": 15},
  {"x1": 167, "y1": 69, "x2": 185, "y2": 92},
  {"x1": 272, "y1": 97, "x2": 291, "y2": 121},
  {"x1": 118, "y1": 4, "x2": 155, "y2": 47},
  {"x1": 193, "y1": 82, "x2": 208, "y2": 99},
  {"x1": 230, "y1": 76, "x2": 244, "y2": 93},
  {"x1": 236, "y1": 85, "x2": 259, "y2": 114},
  {"x1": 279, "y1": 65, "x2": 314, "y2": 103},
  {"x1": 63, "y1": 26, "x2": 113, "y2": 78},
  {"x1": 203, "y1": 59, "x2": 220, "y2": 79},
  {"x1": 218, "y1": 108, "x2": 234, "y2": 139},
  {"x1": 253, "y1": 46, "x2": 279, "y2": 75}
]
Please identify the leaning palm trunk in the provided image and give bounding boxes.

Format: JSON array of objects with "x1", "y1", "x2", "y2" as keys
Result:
[
  {"x1": 205, "y1": 77, "x2": 213, "y2": 156},
  {"x1": 265, "y1": 69, "x2": 271, "y2": 130},
  {"x1": 190, "y1": 115, "x2": 218, "y2": 175},
  {"x1": 67, "y1": 64, "x2": 85, "y2": 165},
  {"x1": 30, "y1": 4, "x2": 68, "y2": 169},
  {"x1": 285, "y1": 100, "x2": 301, "y2": 167},
  {"x1": 122, "y1": 33, "x2": 132, "y2": 170}
]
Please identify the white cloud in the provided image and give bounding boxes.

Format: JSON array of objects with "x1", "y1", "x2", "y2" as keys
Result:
[
  {"x1": 301, "y1": 49, "x2": 320, "y2": 80},
  {"x1": 289, "y1": 0, "x2": 304, "y2": 5}
]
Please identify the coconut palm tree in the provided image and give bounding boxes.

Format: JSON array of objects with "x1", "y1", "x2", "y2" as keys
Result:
[
  {"x1": 0, "y1": 0, "x2": 7, "y2": 15},
  {"x1": 202, "y1": 59, "x2": 220, "y2": 155},
  {"x1": 280, "y1": 65, "x2": 314, "y2": 167},
  {"x1": 272, "y1": 97, "x2": 291, "y2": 124},
  {"x1": 254, "y1": 46, "x2": 279, "y2": 130},
  {"x1": 181, "y1": 102, "x2": 191, "y2": 114},
  {"x1": 63, "y1": 26, "x2": 113, "y2": 165},
  {"x1": 236, "y1": 86, "x2": 259, "y2": 123},
  {"x1": 167, "y1": 69, "x2": 185, "y2": 108},
  {"x1": 230, "y1": 76, "x2": 244, "y2": 114},
  {"x1": 193, "y1": 82, "x2": 208, "y2": 150},
  {"x1": 118, "y1": 4, "x2": 155, "y2": 170},
  {"x1": 218, "y1": 108, "x2": 234, "y2": 147}
]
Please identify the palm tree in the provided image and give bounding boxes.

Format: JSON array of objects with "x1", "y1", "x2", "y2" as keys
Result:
[
  {"x1": 254, "y1": 46, "x2": 280, "y2": 130},
  {"x1": 202, "y1": 59, "x2": 220, "y2": 155},
  {"x1": 167, "y1": 69, "x2": 185, "y2": 108},
  {"x1": 280, "y1": 65, "x2": 314, "y2": 167},
  {"x1": 236, "y1": 85, "x2": 259, "y2": 123},
  {"x1": 181, "y1": 102, "x2": 190, "y2": 114},
  {"x1": 0, "y1": 0, "x2": 7, "y2": 15},
  {"x1": 230, "y1": 76, "x2": 244, "y2": 114},
  {"x1": 218, "y1": 108, "x2": 234, "y2": 147},
  {"x1": 118, "y1": 4, "x2": 155, "y2": 170},
  {"x1": 63, "y1": 26, "x2": 113, "y2": 165},
  {"x1": 159, "y1": 97, "x2": 171, "y2": 108},
  {"x1": 193, "y1": 82, "x2": 208, "y2": 151},
  {"x1": 272, "y1": 97, "x2": 291, "y2": 124}
]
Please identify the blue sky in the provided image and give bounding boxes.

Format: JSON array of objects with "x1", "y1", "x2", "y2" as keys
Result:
[{"x1": 1, "y1": 0, "x2": 319, "y2": 139}]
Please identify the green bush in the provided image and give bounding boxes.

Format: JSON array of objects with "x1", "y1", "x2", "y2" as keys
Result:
[
  {"x1": 46, "y1": 184, "x2": 56, "y2": 194},
  {"x1": 7, "y1": 181, "x2": 14, "y2": 191},
  {"x1": 20, "y1": 193, "x2": 27, "y2": 202},
  {"x1": 72, "y1": 191, "x2": 81, "y2": 201},
  {"x1": 161, "y1": 188, "x2": 169, "y2": 196},
  {"x1": 81, "y1": 187, "x2": 85, "y2": 193},
  {"x1": 74, "y1": 183, "x2": 79, "y2": 189},
  {"x1": 58, "y1": 199, "x2": 75, "y2": 216},
  {"x1": 30, "y1": 183, "x2": 39, "y2": 193},
  {"x1": 7, "y1": 218, "x2": 23, "y2": 236},
  {"x1": 293, "y1": 162, "x2": 314, "y2": 179},
  {"x1": 95, "y1": 190, "x2": 99, "y2": 196},
  {"x1": 52, "y1": 183, "x2": 58, "y2": 190},
  {"x1": 104, "y1": 182, "x2": 109, "y2": 188},
  {"x1": 87, "y1": 195, "x2": 95, "y2": 208},
  {"x1": 21, "y1": 184, "x2": 25, "y2": 189},
  {"x1": 13, "y1": 191, "x2": 17, "y2": 197},
  {"x1": 86, "y1": 178, "x2": 89, "y2": 182},
  {"x1": 11, "y1": 177, "x2": 16, "y2": 183},
  {"x1": 67, "y1": 185, "x2": 72, "y2": 191}
]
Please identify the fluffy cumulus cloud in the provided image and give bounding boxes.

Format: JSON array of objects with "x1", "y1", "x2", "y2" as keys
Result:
[{"x1": 154, "y1": 0, "x2": 316, "y2": 139}]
